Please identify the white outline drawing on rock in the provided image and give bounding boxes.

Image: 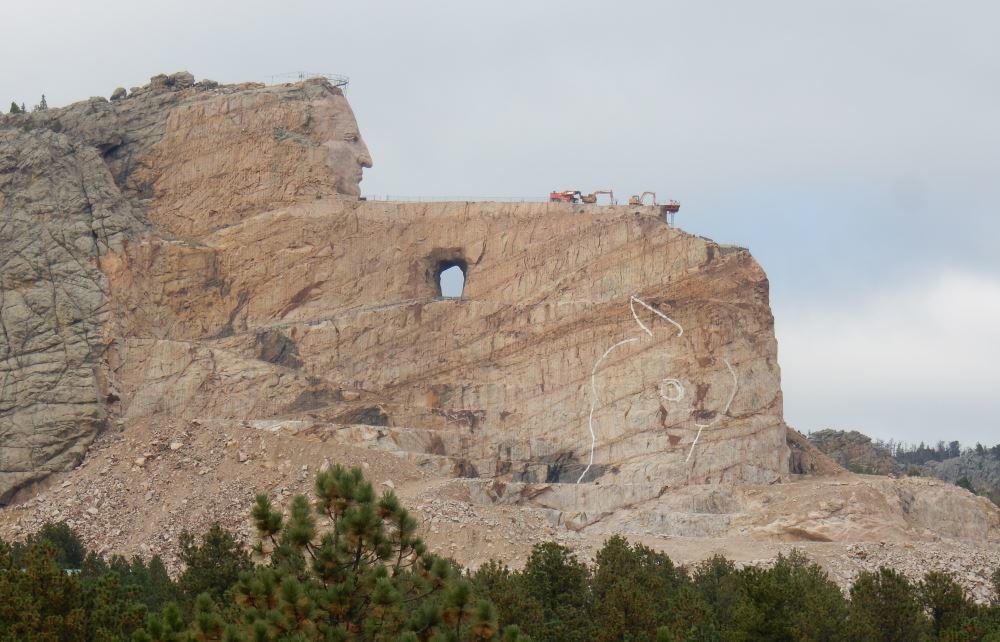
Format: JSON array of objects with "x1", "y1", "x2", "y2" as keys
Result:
[
  {"x1": 630, "y1": 295, "x2": 683, "y2": 338},
  {"x1": 659, "y1": 378, "x2": 685, "y2": 402},
  {"x1": 579, "y1": 296, "x2": 683, "y2": 484},
  {"x1": 580, "y1": 295, "x2": 739, "y2": 483},
  {"x1": 578, "y1": 337, "x2": 639, "y2": 483}
]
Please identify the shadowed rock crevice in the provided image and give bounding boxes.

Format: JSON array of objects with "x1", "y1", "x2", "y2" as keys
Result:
[
  {"x1": 255, "y1": 329, "x2": 302, "y2": 369},
  {"x1": 335, "y1": 406, "x2": 390, "y2": 427}
]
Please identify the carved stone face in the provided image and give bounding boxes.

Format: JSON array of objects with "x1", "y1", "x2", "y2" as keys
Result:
[{"x1": 311, "y1": 91, "x2": 373, "y2": 197}]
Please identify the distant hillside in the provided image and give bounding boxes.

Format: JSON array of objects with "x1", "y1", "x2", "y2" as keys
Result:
[
  {"x1": 808, "y1": 429, "x2": 1000, "y2": 506},
  {"x1": 807, "y1": 429, "x2": 899, "y2": 475}
]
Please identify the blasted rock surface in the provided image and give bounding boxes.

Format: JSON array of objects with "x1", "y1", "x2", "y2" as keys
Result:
[{"x1": 102, "y1": 197, "x2": 790, "y2": 489}]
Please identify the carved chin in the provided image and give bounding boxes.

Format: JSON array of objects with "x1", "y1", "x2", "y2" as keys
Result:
[{"x1": 335, "y1": 174, "x2": 362, "y2": 197}]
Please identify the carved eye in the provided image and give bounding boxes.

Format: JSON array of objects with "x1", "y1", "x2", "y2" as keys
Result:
[{"x1": 344, "y1": 133, "x2": 359, "y2": 143}]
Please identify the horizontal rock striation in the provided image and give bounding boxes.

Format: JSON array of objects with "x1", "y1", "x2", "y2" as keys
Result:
[{"x1": 102, "y1": 198, "x2": 790, "y2": 490}]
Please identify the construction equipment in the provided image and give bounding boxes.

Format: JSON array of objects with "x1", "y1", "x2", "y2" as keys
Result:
[
  {"x1": 661, "y1": 200, "x2": 681, "y2": 226},
  {"x1": 627, "y1": 191, "x2": 682, "y2": 224},
  {"x1": 580, "y1": 190, "x2": 614, "y2": 204},
  {"x1": 549, "y1": 190, "x2": 582, "y2": 203},
  {"x1": 628, "y1": 191, "x2": 658, "y2": 206}
]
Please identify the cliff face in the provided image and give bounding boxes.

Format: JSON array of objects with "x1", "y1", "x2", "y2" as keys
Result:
[
  {"x1": 3, "y1": 74, "x2": 997, "y2": 564},
  {"x1": 0, "y1": 73, "x2": 371, "y2": 501},
  {"x1": 0, "y1": 113, "x2": 139, "y2": 500},
  {"x1": 2, "y1": 72, "x2": 786, "y2": 504},
  {"x1": 100, "y1": 199, "x2": 789, "y2": 493}
]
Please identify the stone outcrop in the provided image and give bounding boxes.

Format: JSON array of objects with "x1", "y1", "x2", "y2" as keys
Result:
[
  {"x1": 0, "y1": 72, "x2": 371, "y2": 501},
  {"x1": 787, "y1": 428, "x2": 843, "y2": 476},
  {"x1": 2, "y1": 72, "x2": 784, "y2": 503},
  {"x1": 2, "y1": 73, "x2": 997, "y2": 554},
  {"x1": 808, "y1": 429, "x2": 900, "y2": 475},
  {"x1": 3, "y1": 73, "x2": 999, "y2": 591},
  {"x1": 0, "y1": 114, "x2": 140, "y2": 502}
]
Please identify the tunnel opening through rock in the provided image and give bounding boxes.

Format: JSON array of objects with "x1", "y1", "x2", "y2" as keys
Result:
[{"x1": 437, "y1": 260, "x2": 467, "y2": 298}]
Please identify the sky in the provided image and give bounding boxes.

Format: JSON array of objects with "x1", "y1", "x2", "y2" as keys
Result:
[{"x1": 4, "y1": 0, "x2": 998, "y2": 446}]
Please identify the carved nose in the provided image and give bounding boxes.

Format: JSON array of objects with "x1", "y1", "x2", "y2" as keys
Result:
[{"x1": 358, "y1": 153, "x2": 373, "y2": 169}]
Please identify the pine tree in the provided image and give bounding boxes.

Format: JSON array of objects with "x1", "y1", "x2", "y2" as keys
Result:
[
  {"x1": 848, "y1": 567, "x2": 931, "y2": 641},
  {"x1": 918, "y1": 570, "x2": 971, "y2": 636},
  {"x1": 137, "y1": 465, "x2": 525, "y2": 641},
  {"x1": 8, "y1": 101, "x2": 20, "y2": 114},
  {"x1": 176, "y1": 523, "x2": 251, "y2": 605}
]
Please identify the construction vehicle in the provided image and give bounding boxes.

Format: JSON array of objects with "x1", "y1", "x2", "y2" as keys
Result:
[
  {"x1": 580, "y1": 190, "x2": 614, "y2": 204},
  {"x1": 628, "y1": 191, "x2": 658, "y2": 206},
  {"x1": 549, "y1": 190, "x2": 581, "y2": 203},
  {"x1": 627, "y1": 191, "x2": 682, "y2": 224}
]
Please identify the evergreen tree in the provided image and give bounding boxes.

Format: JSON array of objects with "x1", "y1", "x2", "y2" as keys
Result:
[
  {"x1": 15, "y1": 520, "x2": 86, "y2": 569},
  {"x1": 8, "y1": 101, "x2": 20, "y2": 114},
  {"x1": 138, "y1": 465, "x2": 523, "y2": 641},
  {"x1": 729, "y1": 550, "x2": 848, "y2": 642},
  {"x1": 918, "y1": 570, "x2": 971, "y2": 636},
  {"x1": 517, "y1": 542, "x2": 593, "y2": 641},
  {"x1": 849, "y1": 567, "x2": 931, "y2": 641},
  {"x1": 691, "y1": 554, "x2": 743, "y2": 632},
  {"x1": 0, "y1": 536, "x2": 148, "y2": 640},
  {"x1": 471, "y1": 559, "x2": 546, "y2": 635},
  {"x1": 589, "y1": 536, "x2": 712, "y2": 641},
  {"x1": 176, "y1": 523, "x2": 251, "y2": 606}
]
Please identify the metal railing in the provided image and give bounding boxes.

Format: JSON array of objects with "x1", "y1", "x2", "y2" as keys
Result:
[
  {"x1": 363, "y1": 195, "x2": 546, "y2": 203},
  {"x1": 267, "y1": 72, "x2": 349, "y2": 88}
]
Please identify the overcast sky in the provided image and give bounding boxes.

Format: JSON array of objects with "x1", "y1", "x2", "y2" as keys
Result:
[{"x1": 4, "y1": 0, "x2": 998, "y2": 446}]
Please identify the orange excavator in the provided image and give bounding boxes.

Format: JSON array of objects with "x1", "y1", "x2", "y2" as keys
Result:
[
  {"x1": 580, "y1": 190, "x2": 614, "y2": 204},
  {"x1": 628, "y1": 191, "x2": 681, "y2": 224},
  {"x1": 628, "y1": 191, "x2": 657, "y2": 206}
]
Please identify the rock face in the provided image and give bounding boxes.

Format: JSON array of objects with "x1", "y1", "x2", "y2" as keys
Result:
[
  {"x1": 101, "y1": 199, "x2": 790, "y2": 496},
  {"x1": 0, "y1": 73, "x2": 371, "y2": 501},
  {"x1": 2, "y1": 72, "x2": 785, "y2": 504},
  {"x1": 0, "y1": 109, "x2": 141, "y2": 502},
  {"x1": 2, "y1": 73, "x2": 997, "y2": 562},
  {"x1": 808, "y1": 429, "x2": 899, "y2": 475}
]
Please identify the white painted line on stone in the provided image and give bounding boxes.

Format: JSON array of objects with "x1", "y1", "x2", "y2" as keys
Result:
[
  {"x1": 578, "y1": 296, "x2": 687, "y2": 484},
  {"x1": 659, "y1": 378, "x2": 685, "y2": 402},
  {"x1": 686, "y1": 358, "x2": 738, "y2": 463},
  {"x1": 578, "y1": 337, "x2": 638, "y2": 484},
  {"x1": 630, "y1": 295, "x2": 683, "y2": 338}
]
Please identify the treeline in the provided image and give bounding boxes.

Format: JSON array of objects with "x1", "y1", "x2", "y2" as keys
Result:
[
  {"x1": 4, "y1": 95, "x2": 47, "y2": 114},
  {"x1": 860, "y1": 438, "x2": 1000, "y2": 467},
  {"x1": 3, "y1": 466, "x2": 1000, "y2": 641}
]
